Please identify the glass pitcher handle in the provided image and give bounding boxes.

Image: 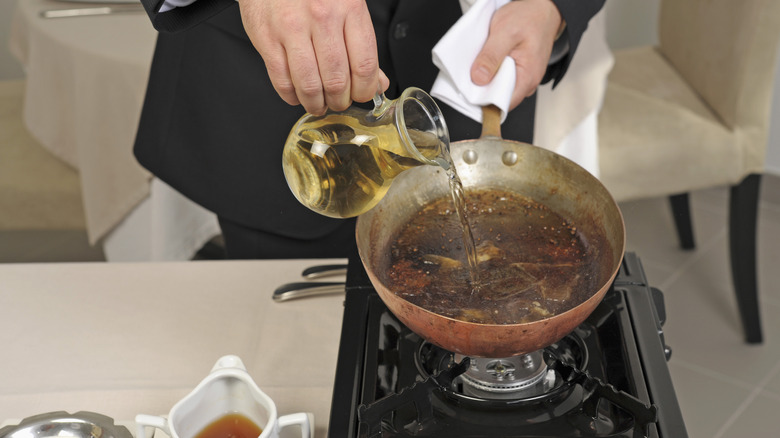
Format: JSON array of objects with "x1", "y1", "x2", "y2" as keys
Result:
[{"x1": 371, "y1": 93, "x2": 391, "y2": 117}]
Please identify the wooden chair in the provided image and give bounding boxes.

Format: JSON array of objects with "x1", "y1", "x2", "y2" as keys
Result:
[{"x1": 598, "y1": 0, "x2": 780, "y2": 343}]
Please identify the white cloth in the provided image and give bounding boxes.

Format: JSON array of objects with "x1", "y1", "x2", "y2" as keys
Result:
[
  {"x1": 533, "y1": 9, "x2": 613, "y2": 177},
  {"x1": 431, "y1": 0, "x2": 514, "y2": 123},
  {"x1": 9, "y1": 0, "x2": 221, "y2": 261},
  {"x1": 103, "y1": 179, "x2": 221, "y2": 262},
  {"x1": 552, "y1": 111, "x2": 601, "y2": 177},
  {"x1": 431, "y1": 0, "x2": 612, "y2": 178}
]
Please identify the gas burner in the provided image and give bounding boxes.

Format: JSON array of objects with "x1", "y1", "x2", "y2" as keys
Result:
[
  {"x1": 414, "y1": 330, "x2": 589, "y2": 404},
  {"x1": 331, "y1": 253, "x2": 688, "y2": 437},
  {"x1": 453, "y1": 351, "x2": 553, "y2": 400}
]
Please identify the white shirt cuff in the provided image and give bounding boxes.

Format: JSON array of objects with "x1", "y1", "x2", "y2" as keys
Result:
[{"x1": 159, "y1": 0, "x2": 198, "y2": 13}]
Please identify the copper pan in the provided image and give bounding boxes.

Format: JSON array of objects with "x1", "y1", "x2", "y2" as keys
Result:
[{"x1": 355, "y1": 106, "x2": 625, "y2": 358}]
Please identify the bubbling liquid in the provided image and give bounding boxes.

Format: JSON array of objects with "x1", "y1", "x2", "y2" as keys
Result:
[{"x1": 383, "y1": 188, "x2": 604, "y2": 325}]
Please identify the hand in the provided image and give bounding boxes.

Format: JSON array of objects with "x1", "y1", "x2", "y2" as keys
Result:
[
  {"x1": 238, "y1": 0, "x2": 390, "y2": 115},
  {"x1": 470, "y1": 0, "x2": 563, "y2": 110}
]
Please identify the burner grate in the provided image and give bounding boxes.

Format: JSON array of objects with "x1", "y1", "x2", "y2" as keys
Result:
[
  {"x1": 357, "y1": 335, "x2": 658, "y2": 438},
  {"x1": 357, "y1": 357, "x2": 470, "y2": 438}
]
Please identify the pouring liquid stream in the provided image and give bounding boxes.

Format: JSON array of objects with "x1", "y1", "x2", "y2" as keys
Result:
[{"x1": 438, "y1": 152, "x2": 481, "y2": 293}]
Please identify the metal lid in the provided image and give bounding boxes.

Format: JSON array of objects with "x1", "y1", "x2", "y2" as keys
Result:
[{"x1": 0, "y1": 411, "x2": 132, "y2": 438}]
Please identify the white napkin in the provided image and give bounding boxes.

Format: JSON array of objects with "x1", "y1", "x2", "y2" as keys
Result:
[{"x1": 431, "y1": 0, "x2": 514, "y2": 123}]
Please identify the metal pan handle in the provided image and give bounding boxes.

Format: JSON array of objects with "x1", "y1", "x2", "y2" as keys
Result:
[
  {"x1": 301, "y1": 264, "x2": 348, "y2": 279},
  {"x1": 273, "y1": 282, "x2": 345, "y2": 302}
]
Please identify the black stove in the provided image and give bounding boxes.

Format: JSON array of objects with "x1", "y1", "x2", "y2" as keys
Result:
[{"x1": 328, "y1": 252, "x2": 688, "y2": 437}]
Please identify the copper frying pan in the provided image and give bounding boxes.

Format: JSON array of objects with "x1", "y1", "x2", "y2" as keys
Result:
[{"x1": 355, "y1": 106, "x2": 625, "y2": 358}]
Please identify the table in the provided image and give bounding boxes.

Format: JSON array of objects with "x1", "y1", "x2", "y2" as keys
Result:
[
  {"x1": 0, "y1": 259, "x2": 347, "y2": 438},
  {"x1": 8, "y1": 0, "x2": 220, "y2": 261}
]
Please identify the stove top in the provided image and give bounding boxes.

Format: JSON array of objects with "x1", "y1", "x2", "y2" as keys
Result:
[{"x1": 328, "y1": 253, "x2": 688, "y2": 437}]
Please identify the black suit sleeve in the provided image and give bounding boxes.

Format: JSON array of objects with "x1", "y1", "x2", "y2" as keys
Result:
[
  {"x1": 543, "y1": 0, "x2": 607, "y2": 86},
  {"x1": 139, "y1": 0, "x2": 236, "y2": 32}
]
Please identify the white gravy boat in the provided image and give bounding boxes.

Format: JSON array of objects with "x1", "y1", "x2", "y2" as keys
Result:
[{"x1": 136, "y1": 355, "x2": 312, "y2": 438}]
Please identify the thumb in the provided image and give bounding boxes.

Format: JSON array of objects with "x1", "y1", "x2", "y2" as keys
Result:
[{"x1": 471, "y1": 42, "x2": 505, "y2": 86}]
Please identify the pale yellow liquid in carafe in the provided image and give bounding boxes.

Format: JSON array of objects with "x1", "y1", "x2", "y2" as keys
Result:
[
  {"x1": 282, "y1": 114, "x2": 443, "y2": 218},
  {"x1": 283, "y1": 113, "x2": 481, "y2": 291}
]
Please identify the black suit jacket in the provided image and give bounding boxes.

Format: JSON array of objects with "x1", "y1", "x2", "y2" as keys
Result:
[{"x1": 134, "y1": 0, "x2": 605, "y2": 239}]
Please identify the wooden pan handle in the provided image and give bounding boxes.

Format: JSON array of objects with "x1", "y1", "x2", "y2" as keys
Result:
[{"x1": 481, "y1": 105, "x2": 503, "y2": 139}]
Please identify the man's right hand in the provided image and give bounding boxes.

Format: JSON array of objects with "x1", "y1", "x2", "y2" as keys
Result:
[{"x1": 238, "y1": 0, "x2": 389, "y2": 115}]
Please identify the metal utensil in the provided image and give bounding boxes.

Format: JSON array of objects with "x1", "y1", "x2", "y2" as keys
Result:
[
  {"x1": 273, "y1": 263, "x2": 348, "y2": 302},
  {"x1": 0, "y1": 412, "x2": 132, "y2": 438},
  {"x1": 40, "y1": 4, "x2": 145, "y2": 18},
  {"x1": 273, "y1": 282, "x2": 344, "y2": 302},
  {"x1": 301, "y1": 264, "x2": 348, "y2": 279}
]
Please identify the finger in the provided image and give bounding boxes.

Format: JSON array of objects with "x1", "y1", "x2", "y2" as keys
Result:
[
  {"x1": 509, "y1": 60, "x2": 536, "y2": 109},
  {"x1": 508, "y1": 48, "x2": 547, "y2": 109},
  {"x1": 471, "y1": 29, "x2": 516, "y2": 86},
  {"x1": 312, "y1": 18, "x2": 352, "y2": 111},
  {"x1": 378, "y1": 68, "x2": 390, "y2": 93},
  {"x1": 239, "y1": 3, "x2": 301, "y2": 107},
  {"x1": 344, "y1": 7, "x2": 381, "y2": 103},
  {"x1": 286, "y1": 39, "x2": 327, "y2": 115},
  {"x1": 261, "y1": 44, "x2": 301, "y2": 107}
]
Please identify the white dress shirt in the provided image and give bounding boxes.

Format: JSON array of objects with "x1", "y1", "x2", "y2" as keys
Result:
[{"x1": 159, "y1": 0, "x2": 197, "y2": 13}]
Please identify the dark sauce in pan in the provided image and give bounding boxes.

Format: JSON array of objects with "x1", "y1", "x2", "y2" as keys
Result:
[{"x1": 383, "y1": 188, "x2": 603, "y2": 324}]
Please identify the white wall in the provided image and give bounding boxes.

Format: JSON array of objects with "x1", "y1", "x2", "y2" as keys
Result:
[{"x1": 604, "y1": 0, "x2": 780, "y2": 176}]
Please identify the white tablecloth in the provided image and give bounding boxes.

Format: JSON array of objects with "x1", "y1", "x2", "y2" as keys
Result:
[
  {"x1": 0, "y1": 259, "x2": 347, "y2": 438},
  {"x1": 533, "y1": 9, "x2": 613, "y2": 178},
  {"x1": 9, "y1": 0, "x2": 220, "y2": 261}
]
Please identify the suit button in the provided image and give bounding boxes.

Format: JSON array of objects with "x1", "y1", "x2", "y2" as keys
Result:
[{"x1": 393, "y1": 22, "x2": 409, "y2": 40}]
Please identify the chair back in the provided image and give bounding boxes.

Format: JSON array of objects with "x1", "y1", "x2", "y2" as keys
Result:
[{"x1": 658, "y1": 0, "x2": 780, "y2": 130}]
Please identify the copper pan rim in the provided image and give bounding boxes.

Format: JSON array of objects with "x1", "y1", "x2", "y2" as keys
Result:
[{"x1": 355, "y1": 105, "x2": 626, "y2": 357}]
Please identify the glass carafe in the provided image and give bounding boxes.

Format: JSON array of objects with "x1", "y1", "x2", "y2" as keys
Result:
[{"x1": 282, "y1": 87, "x2": 450, "y2": 218}]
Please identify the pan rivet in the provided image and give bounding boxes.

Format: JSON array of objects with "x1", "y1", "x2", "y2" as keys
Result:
[
  {"x1": 462, "y1": 149, "x2": 478, "y2": 164},
  {"x1": 501, "y1": 151, "x2": 518, "y2": 166}
]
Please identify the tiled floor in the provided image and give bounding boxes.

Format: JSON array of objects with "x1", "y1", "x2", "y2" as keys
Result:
[{"x1": 618, "y1": 175, "x2": 780, "y2": 438}]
